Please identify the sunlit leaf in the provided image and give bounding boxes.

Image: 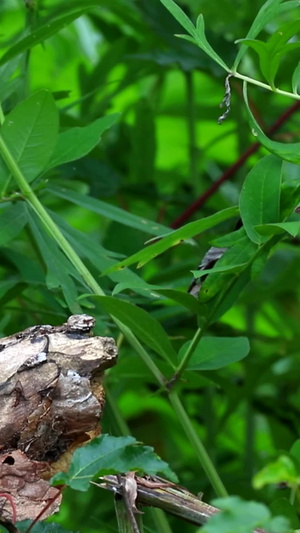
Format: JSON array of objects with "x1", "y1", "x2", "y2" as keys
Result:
[{"x1": 253, "y1": 456, "x2": 299, "y2": 489}]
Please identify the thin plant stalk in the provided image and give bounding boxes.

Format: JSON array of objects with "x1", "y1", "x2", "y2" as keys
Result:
[{"x1": 169, "y1": 390, "x2": 228, "y2": 498}]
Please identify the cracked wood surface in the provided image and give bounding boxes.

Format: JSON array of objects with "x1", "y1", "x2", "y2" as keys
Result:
[{"x1": 0, "y1": 315, "x2": 117, "y2": 522}]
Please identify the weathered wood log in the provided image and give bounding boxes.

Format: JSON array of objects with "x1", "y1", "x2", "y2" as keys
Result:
[{"x1": 0, "y1": 315, "x2": 117, "y2": 523}]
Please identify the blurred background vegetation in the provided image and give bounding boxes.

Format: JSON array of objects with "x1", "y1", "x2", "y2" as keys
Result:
[{"x1": 1, "y1": 0, "x2": 300, "y2": 531}]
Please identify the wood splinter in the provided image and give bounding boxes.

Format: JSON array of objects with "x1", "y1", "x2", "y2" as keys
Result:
[{"x1": 0, "y1": 314, "x2": 118, "y2": 523}]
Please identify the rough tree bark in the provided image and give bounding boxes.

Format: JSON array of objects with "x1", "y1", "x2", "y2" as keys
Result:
[{"x1": 0, "y1": 314, "x2": 118, "y2": 523}]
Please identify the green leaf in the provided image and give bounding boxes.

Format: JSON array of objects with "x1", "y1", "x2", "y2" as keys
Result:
[
  {"x1": 28, "y1": 209, "x2": 81, "y2": 313},
  {"x1": 203, "y1": 268, "x2": 251, "y2": 323},
  {"x1": 102, "y1": 206, "x2": 239, "y2": 273},
  {"x1": 191, "y1": 262, "x2": 247, "y2": 278},
  {"x1": 239, "y1": 155, "x2": 282, "y2": 244},
  {"x1": 0, "y1": 2, "x2": 104, "y2": 67},
  {"x1": 51, "y1": 434, "x2": 176, "y2": 491},
  {"x1": 233, "y1": 0, "x2": 283, "y2": 69},
  {"x1": 255, "y1": 221, "x2": 300, "y2": 237},
  {"x1": 154, "y1": 288, "x2": 204, "y2": 314},
  {"x1": 95, "y1": 296, "x2": 177, "y2": 366},
  {"x1": 50, "y1": 211, "x2": 158, "y2": 299},
  {"x1": 180, "y1": 336, "x2": 250, "y2": 371},
  {"x1": 159, "y1": 0, "x2": 229, "y2": 71},
  {"x1": 290, "y1": 439, "x2": 300, "y2": 464},
  {"x1": 292, "y1": 61, "x2": 300, "y2": 94},
  {"x1": 253, "y1": 455, "x2": 299, "y2": 489},
  {"x1": 203, "y1": 496, "x2": 289, "y2": 533},
  {"x1": 47, "y1": 115, "x2": 120, "y2": 170},
  {"x1": 49, "y1": 185, "x2": 171, "y2": 237},
  {"x1": 238, "y1": 21, "x2": 300, "y2": 88},
  {"x1": 270, "y1": 498, "x2": 300, "y2": 529},
  {"x1": 236, "y1": 39, "x2": 272, "y2": 85},
  {"x1": 243, "y1": 83, "x2": 300, "y2": 164},
  {"x1": 199, "y1": 235, "x2": 258, "y2": 303},
  {"x1": 194, "y1": 14, "x2": 229, "y2": 71},
  {"x1": 0, "y1": 203, "x2": 28, "y2": 246},
  {"x1": 211, "y1": 226, "x2": 246, "y2": 247},
  {"x1": 159, "y1": 0, "x2": 197, "y2": 39},
  {"x1": 0, "y1": 91, "x2": 58, "y2": 190}
]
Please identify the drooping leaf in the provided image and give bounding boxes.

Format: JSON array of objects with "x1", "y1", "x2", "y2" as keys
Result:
[
  {"x1": 239, "y1": 155, "x2": 282, "y2": 244},
  {"x1": 51, "y1": 434, "x2": 176, "y2": 491},
  {"x1": 102, "y1": 206, "x2": 239, "y2": 273},
  {"x1": 180, "y1": 336, "x2": 250, "y2": 371},
  {"x1": 47, "y1": 114, "x2": 120, "y2": 170},
  {"x1": 0, "y1": 91, "x2": 58, "y2": 191},
  {"x1": 243, "y1": 83, "x2": 300, "y2": 164},
  {"x1": 49, "y1": 185, "x2": 171, "y2": 237},
  {"x1": 95, "y1": 296, "x2": 177, "y2": 366}
]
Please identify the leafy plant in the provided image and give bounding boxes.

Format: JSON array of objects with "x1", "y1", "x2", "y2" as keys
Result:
[{"x1": 0, "y1": 0, "x2": 300, "y2": 532}]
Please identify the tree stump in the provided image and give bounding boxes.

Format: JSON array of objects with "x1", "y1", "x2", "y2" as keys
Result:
[{"x1": 0, "y1": 314, "x2": 118, "y2": 523}]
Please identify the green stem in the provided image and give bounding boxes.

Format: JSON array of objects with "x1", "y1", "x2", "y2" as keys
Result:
[
  {"x1": 174, "y1": 324, "x2": 207, "y2": 379},
  {"x1": 233, "y1": 71, "x2": 300, "y2": 101},
  {"x1": 169, "y1": 390, "x2": 228, "y2": 498}
]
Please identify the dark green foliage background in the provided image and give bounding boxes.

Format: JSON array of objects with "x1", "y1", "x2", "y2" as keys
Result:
[{"x1": 1, "y1": 0, "x2": 300, "y2": 532}]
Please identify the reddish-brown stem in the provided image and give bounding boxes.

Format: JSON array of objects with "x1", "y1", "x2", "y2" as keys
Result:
[
  {"x1": 171, "y1": 100, "x2": 300, "y2": 229},
  {"x1": 0, "y1": 493, "x2": 17, "y2": 524}
]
